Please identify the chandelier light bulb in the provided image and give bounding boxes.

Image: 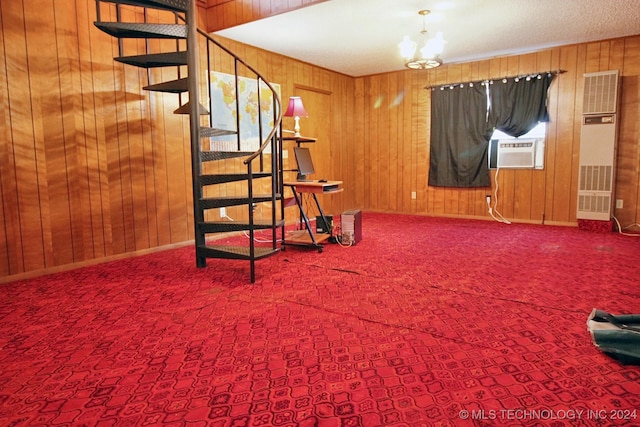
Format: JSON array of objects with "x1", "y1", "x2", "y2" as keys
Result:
[
  {"x1": 421, "y1": 35, "x2": 441, "y2": 59},
  {"x1": 399, "y1": 35, "x2": 417, "y2": 59},
  {"x1": 399, "y1": 10, "x2": 445, "y2": 69},
  {"x1": 433, "y1": 32, "x2": 445, "y2": 54}
]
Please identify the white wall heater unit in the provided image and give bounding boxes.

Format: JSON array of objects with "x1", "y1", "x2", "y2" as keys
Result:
[
  {"x1": 577, "y1": 70, "x2": 620, "y2": 221},
  {"x1": 496, "y1": 139, "x2": 541, "y2": 169}
]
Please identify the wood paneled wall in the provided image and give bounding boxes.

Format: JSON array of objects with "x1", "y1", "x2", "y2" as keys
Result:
[
  {"x1": 198, "y1": 35, "x2": 355, "y2": 224},
  {"x1": 0, "y1": 1, "x2": 353, "y2": 281},
  {"x1": 1, "y1": 0, "x2": 639, "y2": 282},
  {"x1": 0, "y1": 1, "x2": 205, "y2": 281},
  {"x1": 354, "y1": 37, "x2": 640, "y2": 227},
  {"x1": 203, "y1": 0, "x2": 328, "y2": 32}
]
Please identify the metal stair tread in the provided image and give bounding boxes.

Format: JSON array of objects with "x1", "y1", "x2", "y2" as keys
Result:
[
  {"x1": 120, "y1": 52, "x2": 187, "y2": 69},
  {"x1": 94, "y1": 22, "x2": 187, "y2": 39},
  {"x1": 200, "y1": 150, "x2": 254, "y2": 161},
  {"x1": 200, "y1": 127, "x2": 237, "y2": 138},
  {"x1": 144, "y1": 77, "x2": 188, "y2": 92},
  {"x1": 96, "y1": 0, "x2": 285, "y2": 283},
  {"x1": 97, "y1": 0, "x2": 189, "y2": 12},
  {"x1": 198, "y1": 219, "x2": 285, "y2": 233},
  {"x1": 199, "y1": 195, "x2": 281, "y2": 209},
  {"x1": 174, "y1": 102, "x2": 209, "y2": 115},
  {"x1": 202, "y1": 194, "x2": 281, "y2": 201},
  {"x1": 197, "y1": 245, "x2": 280, "y2": 261},
  {"x1": 200, "y1": 173, "x2": 271, "y2": 185}
]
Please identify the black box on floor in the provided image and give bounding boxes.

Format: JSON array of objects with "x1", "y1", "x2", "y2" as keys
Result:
[{"x1": 316, "y1": 215, "x2": 333, "y2": 233}]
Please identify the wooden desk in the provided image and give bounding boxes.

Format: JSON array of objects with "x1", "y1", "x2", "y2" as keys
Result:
[
  {"x1": 282, "y1": 136, "x2": 316, "y2": 146},
  {"x1": 283, "y1": 180, "x2": 343, "y2": 252},
  {"x1": 284, "y1": 180, "x2": 343, "y2": 194}
]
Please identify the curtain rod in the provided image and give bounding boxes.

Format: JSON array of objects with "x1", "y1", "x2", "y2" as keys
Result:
[{"x1": 424, "y1": 69, "x2": 567, "y2": 90}]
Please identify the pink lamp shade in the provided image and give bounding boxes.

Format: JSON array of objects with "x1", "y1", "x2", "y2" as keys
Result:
[
  {"x1": 284, "y1": 96, "x2": 308, "y2": 117},
  {"x1": 284, "y1": 96, "x2": 308, "y2": 136}
]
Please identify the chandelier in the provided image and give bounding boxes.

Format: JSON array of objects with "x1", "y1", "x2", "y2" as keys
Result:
[{"x1": 399, "y1": 9, "x2": 445, "y2": 69}]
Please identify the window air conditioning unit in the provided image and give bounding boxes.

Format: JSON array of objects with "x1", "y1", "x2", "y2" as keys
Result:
[
  {"x1": 495, "y1": 139, "x2": 542, "y2": 169},
  {"x1": 577, "y1": 70, "x2": 620, "y2": 221}
]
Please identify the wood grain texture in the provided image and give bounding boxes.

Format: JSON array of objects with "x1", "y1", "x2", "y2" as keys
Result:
[
  {"x1": 2, "y1": 0, "x2": 42, "y2": 274},
  {"x1": 203, "y1": 0, "x2": 328, "y2": 32},
  {"x1": 1, "y1": 0, "x2": 639, "y2": 281},
  {"x1": 1, "y1": 0, "x2": 195, "y2": 279},
  {"x1": 354, "y1": 37, "x2": 640, "y2": 229}
]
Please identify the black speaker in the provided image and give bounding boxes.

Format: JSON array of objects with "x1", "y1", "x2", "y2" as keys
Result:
[{"x1": 316, "y1": 215, "x2": 332, "y2": 234}]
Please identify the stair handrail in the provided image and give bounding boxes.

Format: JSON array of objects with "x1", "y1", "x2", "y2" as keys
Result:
[
  {"x1": 194, "y1": 28, "x2": 283, "y2": 163},
  {"x1": 163, "y1": 9, "x2": 283, "y2": 162},
  {"x1": 95, "y1": 3, "x2": 283, "y2": 160},
  {"x1": 195, "y1": 26, "x2": 283, "y2": 282},
  {"x1": 94, "y1": 1, "x2": 283, "y2": 282}
]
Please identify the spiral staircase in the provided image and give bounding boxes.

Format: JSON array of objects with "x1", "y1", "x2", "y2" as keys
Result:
[{"x1": 93, "y1": 0, "x2": 285, "y2": 282}]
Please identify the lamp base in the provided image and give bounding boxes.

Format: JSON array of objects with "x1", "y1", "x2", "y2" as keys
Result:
[{"x1": 293, "y1": 116, "x2": 301, "y2": 137}]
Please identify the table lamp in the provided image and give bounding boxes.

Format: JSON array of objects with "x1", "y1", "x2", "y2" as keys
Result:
[{"x1": 284, "y1": 96, "x2": 308, "y2": 137}]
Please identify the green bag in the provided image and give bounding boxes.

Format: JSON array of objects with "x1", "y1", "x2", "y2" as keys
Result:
[{"x1": 587, "y1": 309, "x2": 640, "y2": 365}]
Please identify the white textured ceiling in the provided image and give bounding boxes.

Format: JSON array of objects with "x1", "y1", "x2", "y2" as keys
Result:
[{"x1": 215, "y1": 0, "x2": 640, "y2": 77}]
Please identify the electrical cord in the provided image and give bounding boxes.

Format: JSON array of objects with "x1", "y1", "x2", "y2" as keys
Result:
[
  {"x1": 488, "y1": 167, "x2": 511, "y2": 224},
  {"x1": 222, "y1": 195, "x2": 356, "y2": 248},
  {"x1": 486, "y1": 170, "x2": 640, "y2": 234},
  {"x1": 333, "y1": 223, "x2": 353, "y2": 248},
  {"x1": 220, "y1": 212, "x2": 275, "y2": 243},
  {"x1": 612, "y1": 216, "x2": 640, "y2": 237},
  {"x1": 296, "y1": 194, "x2": 353, "y2": 248},
  {"x1": 303, "y1": 194, "x2": 316, "y2": 225}
]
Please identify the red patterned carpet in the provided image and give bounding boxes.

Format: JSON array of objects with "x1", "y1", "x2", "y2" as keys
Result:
[{"x1": 1, "y1": 212, "x2": 639, "y2": 426}]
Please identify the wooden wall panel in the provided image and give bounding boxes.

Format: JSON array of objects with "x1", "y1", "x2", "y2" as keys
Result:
[
  {"x1": 615, "y1": 37, "x2": 640, "y2": 228},
  {"x1": 23, "y1": 3, "x2": 52, "y2": 269},
  {"x1": 353, "y1": 79, "x2": 365, "y2": 211},
  {"x1": 204, "y1": 0, "x2": 328, "y2": 33},
  {"x1": 2, "y1": 1, "x2": 43, "y2": 273},
  {"x1": 0, "y1": 2, "x2": 14, "y2": 276},
  {"x1": 81, "y1": 1, "x2": 110, "y2": 259},
  {"x1": 553, "y1": 45, "x2": 579, "y2": 224},
  {"x1": 0, "y1": 5, "x2": 8, "y2": 276}
]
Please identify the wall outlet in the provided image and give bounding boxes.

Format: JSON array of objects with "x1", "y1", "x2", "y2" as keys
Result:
[
  {"x1": 283, "y1": 149, "x2": 288, "y2": 159},
  {"x1": 486, "y1": 195, "x2": 491, "y2": 205},
  {"x1": 411, "y1": 191, "x2": 417, "y2": 200},
  {"x1": 616, "y1": 199, "x2": 623, "y2": 209},
  {"x1": 220, "y1": 207, "x2": 226, "y2": 218}
]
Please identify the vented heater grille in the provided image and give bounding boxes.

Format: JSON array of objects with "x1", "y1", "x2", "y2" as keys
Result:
[
  {"x1": 583, "y1": 71, "x2": 619, "y2": 114},
  {"x1": 578, "y1": 193, "x2": 611, "y2": 215},
  {"x1": 578, "y1": 165, "x2": 613, "y2": 216},
  {"x1": 579, "y1": 165, "x2": 612, "y2": 192}
]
